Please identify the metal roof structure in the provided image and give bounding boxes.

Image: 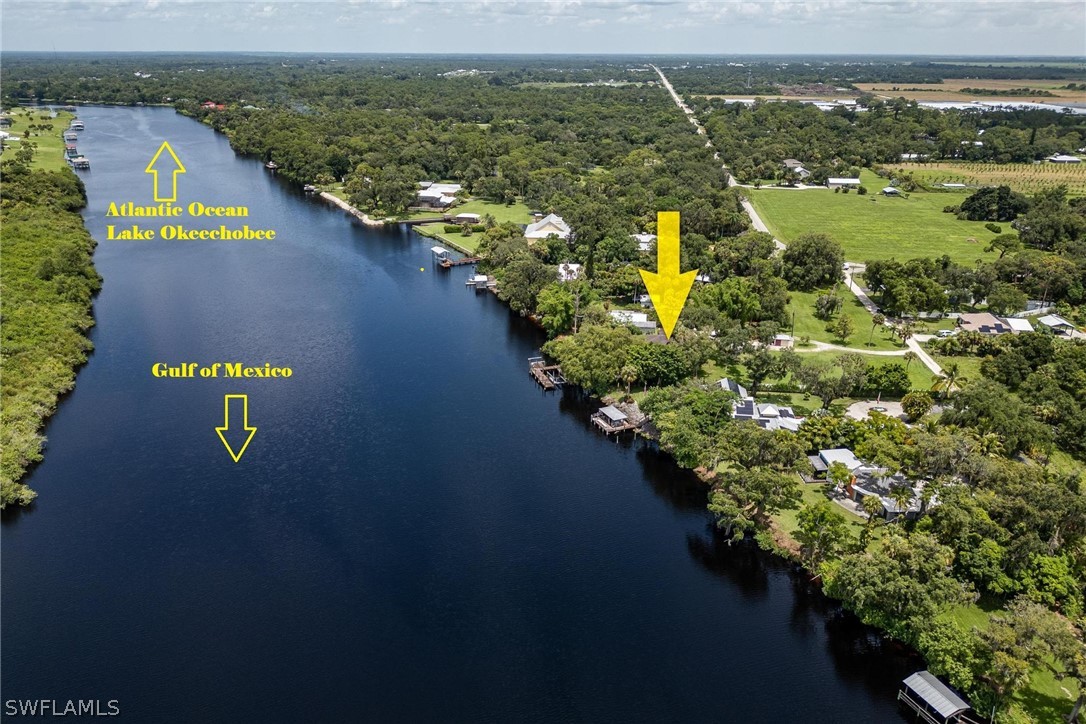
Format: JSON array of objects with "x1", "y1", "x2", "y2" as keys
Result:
[
  {"x1": 903, "y1": 671, "x2": 970, "y2": 719},
  {"x1": 598, "y1": 405, "x2": 627, "y2": 423}
]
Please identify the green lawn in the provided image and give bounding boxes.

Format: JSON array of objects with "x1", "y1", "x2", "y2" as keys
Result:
[
  {"x1": 445, "y1": 198, "x2": 532, "y2": 225},
  {"x1": 941, "y1": 601, "x2": 1079, "y2": 723},
  {"x1": 748, "y1": 170, "x2": 1000, "y2": 264},
  {"x1": 413, "y1": 224, "x2": 481, "y2": 254},
  {"x1": 790, "y1": 349, "x2": 932, "y2": 392},
  {"x1": 774, "y1": 482, "x2": 875, "y2": 546},
  {"x1": 931, "y1": 353, "x2": 985, "y2": 387},
  {"x1": 788, "y1": 287, "x2": 903, "y2": 351},
  {"x1": 2, "y1": 108, "x2": 75, "y2": 171}
]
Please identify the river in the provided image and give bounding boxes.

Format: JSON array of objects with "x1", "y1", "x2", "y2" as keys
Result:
[{"x1": 2, "y1": 106, "x2": 920, "y2": 723}]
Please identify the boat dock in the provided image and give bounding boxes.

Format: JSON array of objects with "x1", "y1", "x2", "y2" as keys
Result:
[
  {"x1": 529, "y1": 357, "x2": 565, "y2": 390},
  {"x1": 591, "y1": 405, "x2": 640, "y2": 435},
  {"x1": 442, "y1": 256, "x2": 481, "y2": 268}
]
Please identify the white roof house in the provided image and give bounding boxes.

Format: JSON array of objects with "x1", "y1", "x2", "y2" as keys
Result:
[
  {"x1": 1003, "y1": 317, "x2": 1034, "y2": 333},
  {"x1": 557, "y1": 263, "x2": 582, "y2": 282},
  {"x1": 417, "y1": 182, "x2": 462, "y2": 207},
  {"x1": 453, "y1": 212, "x2": 481, "y2": 223},
  {"x1": 818, "y1": 448, "x2": 864, "y2": 471},
  {"x1": 632, "y1": 233, "x2": 656, "y2": 252},
  {"x1": 1049, "y1": 154, "x2": 1082, "y2": 163},
  {"x1": 827, "y1": 177, "x2": 862, "y2": 187},
  {"x1": 525, "y1": 213, "x2": 571, "y2": 240},
  {"x1": 609, "y1": 310, "x2": 657, "y2": 332}
]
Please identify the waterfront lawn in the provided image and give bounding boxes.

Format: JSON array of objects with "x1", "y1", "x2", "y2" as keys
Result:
[
  {"x1": 414, "y1": 224, "x2": 481, "y2": 254},
  {"x1": 941, "y1": 602, "x2": 1080, "y2": 723},
  {"x1": 747, "y1": 170, "x2": 999, "y2": 264},
  {"x1": 788, "y1": 287, "x2": 902, "y2": 351},
  {"x1": 3, "y1": 108, "x2": 75, "y2": 172}
]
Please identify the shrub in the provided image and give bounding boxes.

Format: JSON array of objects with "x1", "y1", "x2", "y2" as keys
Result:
[
  {"x1": 985, "y1": 223, "x2": 1002, "y2": 234},
  {"x1": 443, "y1": 224, "x2": 461, "y2": 233}
]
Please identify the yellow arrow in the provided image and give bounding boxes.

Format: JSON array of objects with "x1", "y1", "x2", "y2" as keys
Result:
[
  {"x1": 144, "y1": 141, "x2": 186, "y2": 202},
  {"x1": 638, "y1": 211, "x2": 697, "y2": 339},
  {"x1": 215, "y1": 394, "x2": 257, "y2": 463}
]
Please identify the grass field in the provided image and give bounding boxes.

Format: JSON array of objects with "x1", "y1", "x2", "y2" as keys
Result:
[
  {"x1": 788, "y1": 287, "x2": 903, "y2": 351},
  {"x1": 894, "y1": 161, "x2": 1086, "y2": 197},
  {"x1": 748, "y1": 170, "x2": 1000, "y2": 264},
  {"x1": 1, "y1": 108, "x2": 76, "y2": 172},
  {"x1": 791, "y1": 349, "x2": 933, "y2": 392},
  {"x1": 855, "y1": 78, "x2": 1086, "y2": 103}
]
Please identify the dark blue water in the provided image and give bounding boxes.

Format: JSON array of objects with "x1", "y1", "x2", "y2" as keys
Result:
[{"x1": 2, "y1": 106, "x2": 919, "y2": 722}]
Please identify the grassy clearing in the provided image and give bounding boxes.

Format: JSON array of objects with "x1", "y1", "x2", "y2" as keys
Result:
[
  {"x1": 444, "y1": 199, "x2": 533, "y2": 225},
  {"x1": 930, "y1": 354, "x2": 985, "y2": 386},
  {"x1": 855, "y1": 78, "x2": 1086, "y2": 103},
  {"x1": 748, "y1": 170, "x2": 1000, "y2": 264},
  {"x1": 1, "y1": 108, "x2": 76, "y2": 172},
  {"x1": 894, "y1": 161, "x2": 1086, "y2": 197},
  {"x1": 774, "y1": 482, "x2": 875, "y2": 546},
  {"x1": 788, "y1": 287, "x2": 903, "y2": 351},
  {"x1": 413, "y1": 224, "x2": 481, "y2": 254},
  {"x1": 790, "y1": 349, "x2": 932, "y2": 392}
]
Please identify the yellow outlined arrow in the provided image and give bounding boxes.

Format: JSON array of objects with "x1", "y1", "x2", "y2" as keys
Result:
[
  {"x1": 215, "y1": 394, "x2": 257, "y2": 463},
  {"x1": 144, "y1": 141, "x2": 186, "y2": 202},
  {"x1": 638, "y1": 211, "x2": 697, "y2": 339}
]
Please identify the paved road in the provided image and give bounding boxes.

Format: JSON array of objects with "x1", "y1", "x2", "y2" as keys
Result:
[{"x1": 652, "y1": 63, "x2": 946, "y2": 380}]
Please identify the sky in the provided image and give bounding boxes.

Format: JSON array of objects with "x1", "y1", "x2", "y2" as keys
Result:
[{"x1": 2, "y1": 0, "x2": 1085, "y2": 56}]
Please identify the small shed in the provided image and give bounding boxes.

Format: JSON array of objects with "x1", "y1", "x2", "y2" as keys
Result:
[
  {"x1": 881, "y1": 186, "x2": 900, "y2": 195},
  {"x1": 827, "y1": 177, "x2": 861, "y2": 188},
  {"x1": 430, "y1": 246, "x2": 450, "y2": 263},
  {"x1": 454, "y1": 213, "x2": 481, "y2": 224},
  {"x1": 898, "y1": 671, "x2": 974, "y2": 723}
]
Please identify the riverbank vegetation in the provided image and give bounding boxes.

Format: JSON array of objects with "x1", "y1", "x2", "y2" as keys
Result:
[
  {"x1": 8, "y1": 53, "x2": 1085, "y2": 721},
  {"x1": 1, "y1": 151, "x2": 100, "y2": 507}
]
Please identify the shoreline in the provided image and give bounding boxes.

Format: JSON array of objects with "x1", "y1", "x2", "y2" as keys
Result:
[{"x1": 318, "y1": 192, "x2": 385, "y2": 227}]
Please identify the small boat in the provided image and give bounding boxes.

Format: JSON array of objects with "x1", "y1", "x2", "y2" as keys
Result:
[
  {"x1": 303, "y1": 184, "x2": 317, "y2": 193},
  {"x1": 69, "y1": 120, "x2": 84, "y2": 131},
  {"x1": 265, "y1": 161, "x2": 279, "y2": 171}
]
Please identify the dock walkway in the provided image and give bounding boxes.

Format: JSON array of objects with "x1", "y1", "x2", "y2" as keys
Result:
[{"x1": 528, "y1": 357, "x2": 565, "y2": 390}]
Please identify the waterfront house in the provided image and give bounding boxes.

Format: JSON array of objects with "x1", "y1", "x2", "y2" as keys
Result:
[
  {"x1": 416, "y1": 182, "x2": 462, "y2": 209},
  {"x1": 632, "y1": 233, "x2": 656, "y2": 253},
  {"x1": 733, "y1": 399, "x2": 803, "y2": 432},
  {"x1": 807, "y1": 448, "x2": 864, "y2": 479},
  {"x1": 453, "y1": 213, "x2": 481, "y2": 224},
  {"x1": 609, "y1": 310, "x2": 657, "y2": 333},
  {"x1": 525, "y1": 213, "x2": 571, "y2": 241},
  {"x1": 850, "y1": 467, "x2": 923, "y2": 521},
  {"x1": 827, "y1": 177, "x2": 862, "y2": 189},
  {"x1": 717, "y1": 378, "x2": 749, "y2": 399}
]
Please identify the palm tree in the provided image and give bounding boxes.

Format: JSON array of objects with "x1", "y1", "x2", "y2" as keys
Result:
[
  {"x1": 620, "y1": 364, "x2": 638, "y2": 395},
  {"x1": 859, "y1": 495, "x2": 884, "y2": 547},
  {"x1": 931, "y1": 362, "x2": 965, "y2": 398},
  {"x1": 970, "y1": 431, "x2": 1005, "y2": 458},
  {"x1": 888, "y1": 484, "x2": 914, "y2": 521},
  {"x1": 903, "y1": 350, "x2": 919, "y2": 372},
  {"x1": 868, "y1": 313, "x2": 886, "y2": 346}
]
